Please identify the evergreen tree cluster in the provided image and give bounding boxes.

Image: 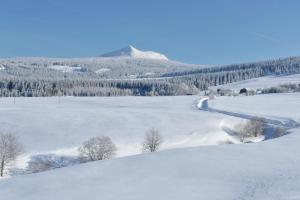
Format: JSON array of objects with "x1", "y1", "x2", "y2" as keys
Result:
[{"x1": 0, "y1": 56, "x2": 299, "y2": 97}]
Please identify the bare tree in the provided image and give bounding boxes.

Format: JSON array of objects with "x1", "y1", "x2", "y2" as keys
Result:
[
  {"x1": 0, "y1": 133, "x2": 23, "y2": 177},
  {"x1": 142, "y1": 128, "x2": 163, "y2": 152},
  {"x1": 78, "y1": 136, "x2": 117, "y2": 161}
]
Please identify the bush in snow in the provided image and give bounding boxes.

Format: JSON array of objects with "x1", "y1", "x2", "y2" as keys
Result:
[
  {"x1": 216, "y1": 88, "x2": 235, "y2": 96},
  {"x1": 260, "y1": 84, "x2": 300, "y2": 94},
  {"x1": 234, "y1": 123, "x2": 248, "y2": 142},
  {"x1": 247, "y1": 117, "x2": 266, "y2": 137},
  {"x1": 27, "y1": 154, "x2": 80, "y2": 173},
  {"x1": 235, "y1": 117, "x2": 266, "y2": 142},
  {"x1": 261, "y1": 86, "x2": 288, "y2": 94},
  {"x1": 78, "y1": 136, "x2": 117, "y2": 161},
  {"x1": 280, "y1": 83, "x2": 298, "y2": 90},
  {"x1": 274, "y1": 127, "x2": 286, "y2": 137},
  {"x1": 142, "y1": 128, "x2": 163, "y2": 152},
  {"x1": 0, "y1": 132, "x2": 23, "y2": 177}
]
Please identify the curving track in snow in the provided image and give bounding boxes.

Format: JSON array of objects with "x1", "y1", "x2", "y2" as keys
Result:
[
  {"x1": 198, "y1": 98, "x2": 299, "y2": 128},
  {"x1": 197, "y1": 97, "x2": 300, "y2": 141}
]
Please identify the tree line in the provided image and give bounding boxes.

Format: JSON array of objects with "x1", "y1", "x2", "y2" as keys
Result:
[{"x1": 0, "y1": 56, "x2": 300, "y2": 97}]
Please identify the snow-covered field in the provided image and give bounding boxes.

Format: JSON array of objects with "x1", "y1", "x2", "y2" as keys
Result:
[
  {"x1": 210, "y1": 74, "x2": 300, "y2": 91},
  {"x1": 2, "y1": 129, "x2": 300, "y2": 200},
  {"x1": 0, "y1": 96, "x2": 239, "y2": 156},
  {"x1": 0, "y1": 94, "x2": 300, "y2": 200},
  {"x1": 210, "y1": 93, "x2": 300, "y2": 120}
]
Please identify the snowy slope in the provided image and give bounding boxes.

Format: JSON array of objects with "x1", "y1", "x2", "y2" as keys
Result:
[
  {"x1": 210, "y1": 74, "x2": 300, "y2": 91},
  {"x1": 1, "y1": 126, "x2": 300, "y2": 199},
  {"x1": 99, "y1": 45, "x2": 169, "y2": 60},
  {"x1": 209, "y1": 93, "x2": 300, "y2": 120},
  {"x1": 0, "y1": 96, "x2": 240, "y2": 156},
  {"x1": 1, "y1": 94, "x2": 300, "y2": 199},
  {"x1": 0, "y1": 56, "x2": 198, "y2": 79}
]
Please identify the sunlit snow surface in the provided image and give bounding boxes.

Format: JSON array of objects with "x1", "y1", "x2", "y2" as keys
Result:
[
  {"x1": 0, "y1": 94, "x2": 300, "y2": 200},
  {"x1": 210, "y1": 74, "x2": 300, "y2": 91},
  {"x1": 210, "y1": 93, "x2": 300, "y2": 119},
  {"x1": 0, "y1": 96, "x2": 239, "y2": 155}
]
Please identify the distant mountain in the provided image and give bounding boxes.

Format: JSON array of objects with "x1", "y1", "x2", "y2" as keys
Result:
[
  {"x1": 0, "y1": 45, "x2": 203, "y2": 80},
  {"x1": 0, "y1": 55, "x2": 198, "y2": 79},
  {"x1": 99, "y1": 45, "x2": 169, "y2": 60}
]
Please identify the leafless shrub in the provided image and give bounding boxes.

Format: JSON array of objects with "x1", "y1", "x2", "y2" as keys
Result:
[
  {"x1": 234, "y1": 117, "x2": 266, "y2": 142},
  {"x1": 78, "y1": 136, "x2": 117, "y2": 161},
  {"x1": 0, "y1": 133, "x2": 23, "y2": 176},
  {"x1": 142, "y1": 128, "x2": 163, "y2": 152},
  {"x1": 274, "y1": 127, "x2": 286, "y2": 137},
  {"x1": 261, "y1": 86, "x2": 288, "y2": 94},
  {"x1": 247, "y1": 90, "x2": 256, "y2": 96},
  {"x1": 234, "y1": 123, "x2": 248, "y2": 142},
  {"x1": 218, "y1": 88, "x2": 235, "y2": 96},
  {"x1": 246, "y1": 117, "x2": 266, "y2": 137}
]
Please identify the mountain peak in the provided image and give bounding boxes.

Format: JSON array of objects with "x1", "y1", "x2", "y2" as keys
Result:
[
  {"x1": 99, "y1": 45, "x2": 168, "y2": 60},
  {"x1": 121, "y1": 45, "x2": 137, "y2": 53}
]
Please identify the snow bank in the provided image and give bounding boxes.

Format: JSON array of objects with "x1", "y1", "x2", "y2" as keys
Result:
[{"x1": 197, "y1": 97, "x2": 209, "y2": 110}]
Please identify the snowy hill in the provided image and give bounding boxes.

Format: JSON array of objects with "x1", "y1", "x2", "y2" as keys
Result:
[
  {"x1": 0, "y1": 94, "x2": 300, "y2": 199},
  {"x1": 0, "y1": 96, "x2": 240, "y2": 154},
  {"x1": 2, "y1": 133, "x2": 300, "y2": 200},
  {"x1": 99, "y1": 45, "x2": 169, "y2": 60},
  {"x1": 0, "y1": 55, "x2": 198, "y2": 79},
  {"x1": 0, "y1": 54, "x2": 300, "y2": 97},
  {"x1": 209, "y1": 74, "x2": 300, "y2": 92}
]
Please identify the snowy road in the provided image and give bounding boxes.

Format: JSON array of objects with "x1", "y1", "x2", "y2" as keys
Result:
[
  {"x1": 197, "y1": 97, "x2": 300, "y2": 143},
  {"x1": 198, "y1": 98, "x2": 299, "y2": 128}
]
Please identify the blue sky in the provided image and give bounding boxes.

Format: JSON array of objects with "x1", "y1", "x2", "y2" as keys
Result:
[{"x1": 1, "y1": 0, "x2": 300, "y2": 64}]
